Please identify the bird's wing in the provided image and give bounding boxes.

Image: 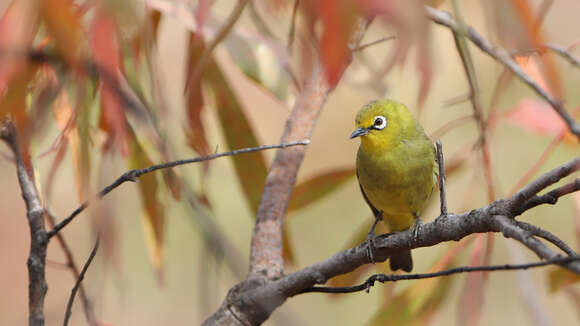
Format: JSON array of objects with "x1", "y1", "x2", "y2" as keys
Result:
[{"x1": 356, "y1": 170, "x2": 381, "y2": 219}]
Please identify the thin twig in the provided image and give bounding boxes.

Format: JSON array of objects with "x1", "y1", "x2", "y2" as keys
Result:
[
  {"x1": 1, "y1": 121, "x2": 48, "y2": 326},
  {"x1": 517, "y1": 179, "x2": 580, "y2": 214},
  {"x1": 436, "y1": 141, "x2": 448, "y2": 216},
  {"x1": 516, "y1": 221, "x2": 578, "y2": 257},
  {"x1": 46, "y1": 210, "x2": 95, "y2": 325},
  {"x1": 426, "y1": 5, "x2": 580, "y2": 141},
  {"x1": 545, "y1": 43, "x2": 580, "y2": 69},
  {"x1": 509, "y1": 158, "x2": 580, "y2": 210},
  {"x1": 449, "y1": 0, "x2": 494, "y2": 202},
  {"x1": 287, "y1": 0, "x2": 300, "y2": 53},
  {"x1": 300, "y1": 256, "x2": 580, "y2": 294},
  {"x1": 47, "y1": 140, "x2": 310, "y2": 238},
  {"x1": 352, "y1": 36, "x2": 396, "y2": 52},
  {"x1": 63, "y1": 238, "x2": 99, "y2": 326}
]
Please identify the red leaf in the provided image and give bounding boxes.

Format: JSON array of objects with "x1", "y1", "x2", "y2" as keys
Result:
[
  {"x1": 315, "y1": 0, "x2": 358, "y2": 87},
  {"x1": 194, "y1": 0, "x2": 216, "y2": 36},
  {"x1": 39, "y1": 0, "x2": 84, "y2": 67},
  {"x1": 185, "y1": 34, "x2": 210, "y2": 157},
  {"x1": 90, "y1": 8, "x2": 128, "y2": 155},
  {"x1": 0, "y1": 1, "x2": 38, "y2": 92},
  {"x1": 504, "y1": 99, "x2": 578, "y2": 144}
]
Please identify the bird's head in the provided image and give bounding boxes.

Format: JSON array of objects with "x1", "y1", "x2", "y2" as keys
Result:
[{"x1": 350, "y1": 99, "x2": 416, "y2": 150}]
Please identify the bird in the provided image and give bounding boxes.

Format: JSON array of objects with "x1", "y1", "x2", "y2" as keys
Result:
[{"x1": 350, "y1": 99, "x2": 438, "y2": 272}]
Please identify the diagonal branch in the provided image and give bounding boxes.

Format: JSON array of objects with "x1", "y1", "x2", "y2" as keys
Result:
[
  {"x1": 1, "y1": 121, "x2": 48, "y2": 326},
  {"x1": 47, "y1": 140, "x2": 310, "y2": 238},
  {"x1": 248, "y1": 18, "x2": 370, "y2": 279},
  {"x1": 202, "y1": 155, "x2": 580, "y2": 325},
  {"x1": 63, "y1": 238, "x2": 99, "y2": 326},
  {"x1": 425, "y1": 5, "x2": 580, "y2": 141}
]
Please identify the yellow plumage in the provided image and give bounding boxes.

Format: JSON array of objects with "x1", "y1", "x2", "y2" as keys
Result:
[{"x1": 351, "y1": 100, "x2": 437, "y2": 272}]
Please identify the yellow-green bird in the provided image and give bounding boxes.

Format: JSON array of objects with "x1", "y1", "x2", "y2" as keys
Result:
[{"x1": 350, "y1": 99, "x2": 438, "y2": 272}]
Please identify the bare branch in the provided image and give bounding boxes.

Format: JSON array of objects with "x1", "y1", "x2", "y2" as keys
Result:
[
  {"x1": 509, "y1": 158, "x2": 580, "y2": 210},
  {"x1": 47, "y1": 140, "x2": 310, "y2": 238},
  {"x1": 202, "y1": 154, "x2": 580, "y2": 325},
  {"x1": 248, "y1": 18, "x2": 370, "y2": 279},
  {"x1": 425, "y1": 5, "x2": 580, "y2": 141},
  {"x1": 46, "y1": 210, "x2": 95, "y2": 325},
  {"x1": 63, "y1": 238, "x2": 99, "y2": 326},
  {"x1": 545, "y1": 43, "x2": 580, "y2": 69},
  {"x1": 1, "y1": 121, "x2": 48, "y2": 326},
  {"x1": 301, "y1": 256, "x2": 580, "y2": 294},
  {"x1": 515, "y1": 221, "x2": 578, "y2": 257},
  {"x1": 517, "y1": 179, "x2": 580, "y2": 214}
]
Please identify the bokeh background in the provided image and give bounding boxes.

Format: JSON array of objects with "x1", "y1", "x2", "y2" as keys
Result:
[{"x1": 1, "y1": 0, "x2": 580, "y2": 325}]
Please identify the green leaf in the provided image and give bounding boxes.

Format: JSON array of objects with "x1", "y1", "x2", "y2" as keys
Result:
[
  {"x1": 288, "y1": 168, "x2": 355, "y2": 212},
  {"x1": 201, "y1": 41, "x2": 268, "y2": 214}
]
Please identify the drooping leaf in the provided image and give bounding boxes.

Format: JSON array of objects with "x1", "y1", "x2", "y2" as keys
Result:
[
  {"x1": 39, "y1": 0, "x2": 84, "y2": 67},
  {"x1": 0, "y1": 1, "x2": 38, "y2": 92},
  {"x1": 303, "y1": 0, "x2": 358, "y2": 87},
  {"x1": 90, "y1": 7, "x2": 128, "y2": 155},
  {"x1": 201, "y1": 40, "x2": 268, "y2": 214},
  {"x1": 288, "y1": 168, "x2": 355, "y2": 212},
  {"x1": 128, "y1": 127, "x2": 166, "y2": 282},
  {"x1": 185, "y1": 34, "x2": 210, "y2": 157}
]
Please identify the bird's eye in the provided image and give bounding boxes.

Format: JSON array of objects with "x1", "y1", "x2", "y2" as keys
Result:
[{"x1": 373, "y1": 115, "x2": 387, "y2": 130}]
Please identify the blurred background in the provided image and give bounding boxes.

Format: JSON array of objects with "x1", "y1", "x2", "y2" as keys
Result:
[{"x1": 1, "y1": 0, "x2": 580, "y2": 325}]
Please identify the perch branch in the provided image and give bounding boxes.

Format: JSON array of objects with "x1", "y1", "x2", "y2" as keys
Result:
[{"x1": 201, "y1": 155, "x2": 580, "y2": 325}]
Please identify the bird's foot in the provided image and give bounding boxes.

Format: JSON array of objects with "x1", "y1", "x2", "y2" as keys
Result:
[
  {"x1": 409, "y1": 219, "x2": 423, "y2": 248},
  {"x1": 366, "y1": 211, "x2": 384, "y2": 264}
]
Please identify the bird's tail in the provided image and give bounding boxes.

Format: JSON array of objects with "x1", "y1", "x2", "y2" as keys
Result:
[{"x1": 389, "y1": 250, "x2": 413, "y2": 272}]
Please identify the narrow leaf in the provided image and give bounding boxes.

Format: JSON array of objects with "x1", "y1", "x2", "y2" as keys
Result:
[
  {"x1": 202, "y1": 45, "x2": 268, "y2": 214},
  {"x1": 288, "y1": 168, "x2": 355, "y2": 212},
  {"x1": 185, "y1": 34, "x2": 210, "y2": 157},
  {"x1": 90, "y1": 7, "x2": 128, "y2": 155},
  {"x1": 128, "y1": 127, "x2": 166, "y2": 282}
]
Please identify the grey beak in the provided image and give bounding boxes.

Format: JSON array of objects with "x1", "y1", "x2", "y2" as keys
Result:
[{"x1": 350, "y1": 127, "x2": 370, "y2": 139}]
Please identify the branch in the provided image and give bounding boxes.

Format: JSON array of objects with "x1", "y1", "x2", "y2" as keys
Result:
[
  {"x1": 517, "y1": 178, "x2": 580, "y2": 214},
  {"x1": 301, "y1": 256, "x2": 580, "y2": 294},
  {"x1": 202, "y1": 155, "x2": 580, "y2": 325},
  {"x1": 46, "y1": 210, "x2": 95, "y2": 325},
  {"x1": 248, "y1": 18, "x2": 370, "y2": 279},
  {"x1": 63, "y1": 238, "x2": 99, "y2": 326},
  {"x1": 47, "y1": 140, "x2": 310, "y2": 238},
  {"x1": 425, "y1": 5, "x2": 580, "y2": 141},
  {"x1": 515, "y1": 220, "x2": 578, "y2": 257},
  {"x1": 1, "y1": 121, "x2": 48, "y2": 326}
]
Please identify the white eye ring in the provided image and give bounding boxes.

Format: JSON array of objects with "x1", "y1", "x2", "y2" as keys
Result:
[{"x1": 372, "y1": 115, "x2": 387, "y2": 130}]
